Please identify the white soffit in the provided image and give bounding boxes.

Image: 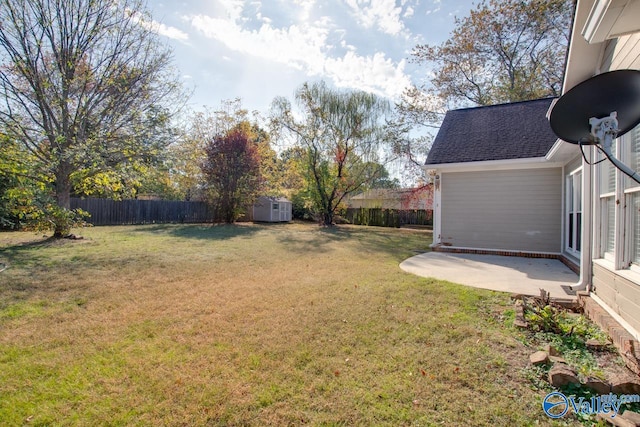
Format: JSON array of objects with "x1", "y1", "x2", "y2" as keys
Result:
[{"x1": 582, "y1": 0, "x2": 640, "y2": 44}]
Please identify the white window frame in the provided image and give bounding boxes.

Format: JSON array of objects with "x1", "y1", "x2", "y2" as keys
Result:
[
  {"x1": 595, "y1": 124, "x2": 640, "y2": 274},
  {"x1": 566, "y1": 167, "x2": 583, "y2": 257}
]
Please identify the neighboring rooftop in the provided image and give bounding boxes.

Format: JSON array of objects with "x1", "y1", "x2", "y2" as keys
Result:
[{"x1": 425, "y1": 98, "x2": 558, "y2": 165}]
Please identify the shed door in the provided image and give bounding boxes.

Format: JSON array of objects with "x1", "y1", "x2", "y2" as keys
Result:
[
  {"x1": 272, "y1": 203, "x2": 279, "y2": 222},
  {"x1": 279, "y1": 203, "x2": 287, "y2": 221}
]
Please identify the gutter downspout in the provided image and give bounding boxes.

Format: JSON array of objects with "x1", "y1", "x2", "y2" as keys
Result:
[
  {"x1": 431, "y1": 172, "x2": 442, "y2": 248},
  {"x1": 573, "y1": 144, "x2": 594, "y2": 292}
]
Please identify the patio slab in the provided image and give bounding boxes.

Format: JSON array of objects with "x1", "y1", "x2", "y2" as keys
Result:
[{"x1": 400, "y1": 251, "x2": 579, "y2": 299}]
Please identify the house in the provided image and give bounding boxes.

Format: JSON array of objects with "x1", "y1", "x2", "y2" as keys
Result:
[
  {"x1": 252, "y1": 196, "x2": 292, "y2": 222},
  {"x1": 347, "y1": 186, "x2": 433, "y2": 210},
  {"x1": 426, "y1": 0, "x2": 640, "y2": 346},
  {"x1": 426, "y1": 97, "x2": 567, "y2": 256}
]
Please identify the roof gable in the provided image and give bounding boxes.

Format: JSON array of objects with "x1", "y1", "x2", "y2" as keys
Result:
[{"x1": 425, "y1": 98, "x2": 558, "y2": 165}]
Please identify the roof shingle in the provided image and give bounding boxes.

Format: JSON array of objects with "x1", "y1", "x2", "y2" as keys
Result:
[{"x1": 425, "y1": 98, "x2": 558, "y2": 165}]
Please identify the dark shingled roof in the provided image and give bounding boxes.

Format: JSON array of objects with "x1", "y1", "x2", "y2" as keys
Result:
[{"x1": 425, "y1": 98, "x2": 558, "y2": 165}]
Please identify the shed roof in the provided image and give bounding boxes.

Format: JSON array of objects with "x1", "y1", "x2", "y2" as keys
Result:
[
  {"x1": 425, "y1": 98, "x2": 558, "y2": 165},
  {"x1": 256, "y1": 196, "x2": 291, "y2": 203}
]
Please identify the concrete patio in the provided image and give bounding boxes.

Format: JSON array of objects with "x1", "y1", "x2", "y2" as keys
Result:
[{"x1": 400, "y1": 251, "x2": 579, "y2": 299}]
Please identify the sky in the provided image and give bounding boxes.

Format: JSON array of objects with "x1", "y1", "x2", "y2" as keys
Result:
[{"x1": 145, "y1": 0, "x2": 475, "y2": 115}]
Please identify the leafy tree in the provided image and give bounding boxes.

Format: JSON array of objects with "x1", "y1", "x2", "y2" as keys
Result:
[
  {"x1": 201, "y1": 126, "x2": 262, "y2": 223},
  {"x1": 409, "y1": 0, "x2": 573, "y2": 107},
  {"x1": 361, "y1": 162, "x2": 400, "y2": 190},
  {"x1": 271, "y1": 81, "x2": 391, "y2": 226},
  {"x1": 0, "y1": 0, "x2": 185, "y2": 236},
  {"x1": 174, "y1": 99, "x2": 276, "y2": 202}
]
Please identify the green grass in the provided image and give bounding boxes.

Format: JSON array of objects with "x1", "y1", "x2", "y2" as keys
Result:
[{"x1": 0, "y1": 223, "x2": 579, "y2": 426}]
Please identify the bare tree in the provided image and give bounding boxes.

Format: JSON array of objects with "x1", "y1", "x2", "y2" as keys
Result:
[{"x1": 0, "y1": 0, "x2": 185, "y2": 235}]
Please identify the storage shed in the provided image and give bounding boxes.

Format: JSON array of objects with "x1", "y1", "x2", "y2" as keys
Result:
[{"x1": 252, "y1": 196, "x2": 292, "y2": 222}]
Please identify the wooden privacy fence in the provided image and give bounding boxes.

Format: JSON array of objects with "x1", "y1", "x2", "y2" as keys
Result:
[
  {"x1": 70, "y1": 198, "x2": 215, "y2": 226},
  {"x1": 344, "y1": 208, "x2": 433, "y2": 228}
]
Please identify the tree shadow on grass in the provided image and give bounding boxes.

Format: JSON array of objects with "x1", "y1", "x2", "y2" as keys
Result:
[
  {"x1": 126, "y1": 222, "x2": 262, "y2": 241},
  {"x1": 276, "y1": 224, "x2": 431, "y2": 261}
]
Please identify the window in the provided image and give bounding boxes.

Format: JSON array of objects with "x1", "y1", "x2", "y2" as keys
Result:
[
  {"x1": 599, "y1": 139, "x2": 616, "y2": 260},
  {"x1": 624, "y1": 125, "x2": 640, "y2": 269},
  {"x1": 272, "y1": 203, "x2": 279, "y2": 210},
  {"x1": 566, "y1": 170, "x2": 582, "y2": 254},
  {"x1": 596, "y1": 123, "x2": 640, "y2": 270}
]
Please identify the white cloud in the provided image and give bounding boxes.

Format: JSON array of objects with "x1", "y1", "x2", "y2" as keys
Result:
[
  {"x1": 128, "y1": 9, "x2": 190, "y2": 41},
  {"x1": 187, "y1": 1, "x2": 411, "y2": 100},
  {"x1": 152, "y1": 21, "x2": 190, "y2": 41},
  {"x1": 344, "y1": 0, "x2": 406, "y2": 37},
  {"x1": 291, "y1": 0, "x2": 316, "y2": 21},
  {"x1": 218, "y1": 0, "x2": 245, "y2": 21},
  {"x1": 325, "y1": 52, "x2": 411, "y2": 99},
  {"x1": 425, "y1": 0, "x2": 441, "y2": 15},
  {"x1": 404, "y1": 6, "x2": 414, "y2": 18}
]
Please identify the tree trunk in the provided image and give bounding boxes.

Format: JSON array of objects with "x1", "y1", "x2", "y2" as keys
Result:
[
  {"x1": 54, "y1": 166, "x2": 72, "y2": 237},
  {"x1": 322, "y1": 211, "x2": 334, "y2": 227}
]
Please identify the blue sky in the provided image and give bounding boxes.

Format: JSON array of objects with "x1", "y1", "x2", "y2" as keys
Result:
[{"x1": 146, "y1": 0, "x2": 475, "y2": 114}]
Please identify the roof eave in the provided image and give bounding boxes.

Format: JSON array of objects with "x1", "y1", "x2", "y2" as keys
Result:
[{"x1": 424, "y1": 157, "x2": 563, "y2": 173}]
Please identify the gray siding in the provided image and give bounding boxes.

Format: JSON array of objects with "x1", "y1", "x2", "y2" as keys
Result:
[
  {"x1": 593, "y1": 263, "x2": 640, "y2": 335},
  {"x1": 440, "y1": 168, "x2": 562, "y2": 253},
  {"x1": 253, "y1": 199, "x2": 273, "y2": 222},
  {"x1": 602, "y1": 33, "x2": 640, "y2": 71}
]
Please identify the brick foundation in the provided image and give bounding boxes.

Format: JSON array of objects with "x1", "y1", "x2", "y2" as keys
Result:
[
  {"x1": 578, "y1": 292, "x2": 640, "y2": 378},
  {"x1": 431, "y1": 245, "x2": 580, "y2": 274}
]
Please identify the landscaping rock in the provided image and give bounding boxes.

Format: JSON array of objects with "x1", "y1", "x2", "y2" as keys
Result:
[
  {"x1": 597, "y1": 412, "x2": 637, "y2": 427},
  {"x1": 597, "y1": 411, "x2": 640, "y2": 427},
  {"x1": 586, "y1": 338, "x2": 608, "y2": 351},
  {"x1": 620, "y1": 411, "x2": 640, "y2": 427},
  {"x1": 610, "y1": 374, "x2": 640, "y2": 395},
  {"x1": 549, "y1": 355, "x2": 567, "y2": 364},
  {"x1": 544, "y1": 344, "x2": 561, "y2": 357},
  {"x1": 583, "y1": 376, "x2": 611, "y2": 394},
  {"x1": 530, "y1": 351, "x2": 549, "y2": 366},
  {"x1": 548, "y1": 363, "x2": 580, "y2": 388},
  {"x1": 514, "y1": 304, "x2": 528, "y2": 329}
]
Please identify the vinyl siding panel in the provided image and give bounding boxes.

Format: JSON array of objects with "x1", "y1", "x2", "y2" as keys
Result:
[
  {"x1": 602, "y1": 33, "x2": 640, "y2": 71},
  {"x1": 565, "y1": 155, "x2": 582, "y2": 173},
  {"x1": 593, "y1": 263, "x2": 640, "y2": 335},
  {"x1": 440, "y1": 168, "x2": 562, "y2": 253}
]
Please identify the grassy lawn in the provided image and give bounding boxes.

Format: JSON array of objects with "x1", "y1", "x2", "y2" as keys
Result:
[{"x1": 0, "y1": 223, "x2": 576, "y2": 426}]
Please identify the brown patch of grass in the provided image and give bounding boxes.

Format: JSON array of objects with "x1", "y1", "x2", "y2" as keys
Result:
[{"x1": 0, "y1": 223, "x2": 578, "y2": 425}]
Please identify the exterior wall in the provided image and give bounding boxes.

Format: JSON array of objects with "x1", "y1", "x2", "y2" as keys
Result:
[
  {"x1": 589, "y1": 32, "x2": 640, "y2": 338},
  {"x1": 252, "y1": 199, "x2": 273, "y2": 222},
  {"x1": 440, "y1": 168, "x2": 562, "y2": 253},
  {"x1": 348, "y1": 187, "x2": 433, "y2": 210},
  {"x1": 593, "y1": 262, "x2": 640, "y2": 337},
  {"x1": 601, "y1": 33, "x2": 640, "y2": 71},
  {"x1": 348, "y1": 197, "x2": 399, "y2": 209}
]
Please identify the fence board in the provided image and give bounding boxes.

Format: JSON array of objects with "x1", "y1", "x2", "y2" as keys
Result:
[
  {"x1": 344, "y1": 208, "x2": 433, "y2": 228},
  {"x1": 70, "y1": 198, "x2": 215, "y2": 226}
]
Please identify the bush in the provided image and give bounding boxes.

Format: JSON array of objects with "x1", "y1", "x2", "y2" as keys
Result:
[{"x1": 25, "y1": 203, "x2": 90, "y2": 237}]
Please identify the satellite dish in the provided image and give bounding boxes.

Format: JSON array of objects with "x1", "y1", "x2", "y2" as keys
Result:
[{"x1": 549, "y1": 69, "x2": 640, "y2": 144}]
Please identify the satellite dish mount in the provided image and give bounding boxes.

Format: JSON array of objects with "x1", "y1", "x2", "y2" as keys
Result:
[{"x1": 549, "y1": 70, "x2": 640, "y2": 185}]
